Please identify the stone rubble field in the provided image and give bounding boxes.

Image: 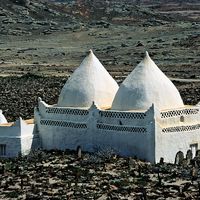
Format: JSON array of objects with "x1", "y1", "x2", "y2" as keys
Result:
[
  {"x1": 0, "y1": 1, "x2": 199, "y2": 199},
  {"x1": 0, "y1": 74, "x2": 199, "y2": 122},
  {"x1": 0, "y1": 149, "x2": 200, "y2": 200}
]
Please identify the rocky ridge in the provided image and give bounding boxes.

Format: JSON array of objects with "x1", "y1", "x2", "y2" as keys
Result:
[{"x1": 0, "y1": 0, "x2": 80, "y2": 36}]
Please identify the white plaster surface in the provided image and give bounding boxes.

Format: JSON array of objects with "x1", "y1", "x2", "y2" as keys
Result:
[
  {"x1": 57, "y1": 50, "x2": 119, "y2": 108},
  {"x1": 35, "y1": 101, "x2": 156, "y2": 162},
  {"x1": 154, "y1": 105, "x2": 200, "y2": 163},
  {"x1": 0, "y1": 110, "x2": 7, "y2": 124},
  {"x1": 21, "y1": 135, "x2": 34, "y2": 155},
  {"x1": 0, "y1": 118, "x2": 36, "y2": 157},
  {"x1": 35, "y1": 98, "x2": 200, "y2": 163},
  {"x1": 111, "y1": 52, "x2": 184, "y2": 111},
  {"x1": 155, "y1": 126, "x2": 200, "y2": 163}
]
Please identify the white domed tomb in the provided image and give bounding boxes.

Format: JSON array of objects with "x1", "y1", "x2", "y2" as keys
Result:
[
  {"x1": 57, "y1": 50, "x2": 119, "y2": 108},
  {"x1": 111, "y1": 52, "x2": 184, "y2": 111}
]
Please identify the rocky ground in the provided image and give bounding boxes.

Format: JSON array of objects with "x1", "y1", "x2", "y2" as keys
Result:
[
  {"x1": 0, "y1": 149, "x2": 200, "y2": 200},
  {"x1": 1, "y1": 74, "x2": 200, "y2": 122},
  {"x1": 0, "y1": 1, "x2": 199, "y2": 199},
  {"x1": 0, "y1": 0, "x2": 199, "y2": 77}
]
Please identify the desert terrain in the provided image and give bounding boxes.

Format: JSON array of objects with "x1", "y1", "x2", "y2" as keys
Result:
[
  {"x1": 0, "y1": 0, "x2": 199, "y2": 121},
  {"x1": 0, "y1": 0, "x2": 200, "y2": 199}
]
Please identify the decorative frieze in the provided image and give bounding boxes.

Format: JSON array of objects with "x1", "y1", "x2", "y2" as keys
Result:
[
  {"x1": 99, "y1": 111, "x2": 146, "y2": 119},
  {"x1": 40, "y1": 120, "x2": 87, "y2": 129},
  {"x1": 97, "y1": 123, "x2": 146, "y2": 133},
  {"x1": 162, "y1": 124, "x2": 200, "y2": 133},
  {"x1": 45, "y1": 107, "x2": 89, "y2": 116},
  {"x1": 161, "y1": 108, "x2": 199, "y2": 118}
]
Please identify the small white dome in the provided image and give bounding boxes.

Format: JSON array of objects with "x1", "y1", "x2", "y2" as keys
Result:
[
  {"x1": 0, "y1": 110, "x2": 7, "y2": 124},
  {"x1": 57, "y1": 50, "x2": 119, "y2": 108},
  {"x1": 111, "y1": 52, "x2": 184, "y2": 111}
]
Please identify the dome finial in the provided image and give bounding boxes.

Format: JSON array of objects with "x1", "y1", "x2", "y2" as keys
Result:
[
  {"x1": 143, "y1": 51, "x2": 151, "y2": 64},
  {"x1": 111, "y1": 50, "x2": 184, "y2": 111},
  {"x1": 89, "y1": 49, "x2": 93, "y2": 55}
]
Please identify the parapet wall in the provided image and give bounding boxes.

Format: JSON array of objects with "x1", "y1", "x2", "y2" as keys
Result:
[
  {"x1": 160, "y1": 108, "x2": 199, "y2": 118},
  {"x1": 98, "y1": 110, "x2": 148, "y2": 126},
  {"x1": 156, "y1": 106, "x2": 200, "y2": 127},
  {"x1": 155, "y1": 106, "x2": 200, "y2": 163},
  {"x1": 35, "y1": 100, "x2": 156, "y2": 162},
  {"x1": 38, "y1": 101, "x2": 89, "y2": 122},
  {"x1": 36, "y1": 99, "x2": 156, "y2": 129},
  {"x1": 36, "y1": 101, "x2": 200, "y2": 163}
]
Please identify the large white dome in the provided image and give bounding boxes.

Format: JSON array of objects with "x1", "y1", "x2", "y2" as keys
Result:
[
  {"x1": 57, "y1": 50, "x2": 119, "y2": 108},
  {"x1": 111, "y1": 52, "x2": 184, "y2": 111},
  {"x1": 0, "y1": 110, "x2": 7, "y2": 124}
]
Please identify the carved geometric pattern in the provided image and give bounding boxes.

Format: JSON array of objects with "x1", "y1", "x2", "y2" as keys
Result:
[
  {"x1": 45, "y1": 108, "x2": 89, "y2": 115},
  {"x1": 99, "y1": 111, "x2": 146, "y2": 119},
  {"x1": 162, "y1": 124, "x2": 200, "y2": 133},
  {"x1": 40, "y1": 120, "x2": 87, "y2": 129},
  {"x1": 97, "y1": 123, "x2": 146, "y2": 133},
  {"x1": 161, "y1": 108, "x2": 199, "y2": 118}
]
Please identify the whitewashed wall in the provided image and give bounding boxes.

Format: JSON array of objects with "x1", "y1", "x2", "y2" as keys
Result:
[
  {"x1": 155, "y1": 105, "x2": 200, "y2": 163},
  {"x1": 0, "y1": 120, "x2": 21, "y2": 157},
  {"x1": 0, "y1": 118, "x2": 36, "y2": 157},
  {"x1": 35, "y1": 100, "x2": 156, "y2": 162},
  {"x1": 0, "y1": 137, "x2": 21, "y2": 157}
]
